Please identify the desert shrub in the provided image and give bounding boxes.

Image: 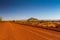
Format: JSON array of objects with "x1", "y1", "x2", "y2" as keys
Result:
[{"x1": 0, "y1": 17, "x2": 2, "y2": 22}]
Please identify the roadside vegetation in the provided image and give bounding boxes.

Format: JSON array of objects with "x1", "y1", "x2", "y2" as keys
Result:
[
  {"x1": 1, "y1": 17, "x2": 60, "y2": 32},
  {"x1": 0, "y1": 17, "x2": 2, "y2": 21},
  {"x1": 0, "y1": 17, "x2": 2, "y2": 22},
  {"x1": 14, "y1": 17, "x2": 60, "y2": 32}
]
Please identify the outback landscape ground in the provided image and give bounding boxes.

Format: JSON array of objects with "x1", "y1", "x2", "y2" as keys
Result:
[{"x1": 0, "y1": 18, "x2": 60, "y2": 40}]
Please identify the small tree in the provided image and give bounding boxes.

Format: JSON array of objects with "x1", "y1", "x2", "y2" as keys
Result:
[{"x1": 0, "y1": 17, "x2": 2, "y2": 21}]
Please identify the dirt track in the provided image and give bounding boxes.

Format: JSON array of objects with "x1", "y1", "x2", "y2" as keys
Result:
[{"x1": 0, "y1": 22, "x2": 60, "y2": 40}]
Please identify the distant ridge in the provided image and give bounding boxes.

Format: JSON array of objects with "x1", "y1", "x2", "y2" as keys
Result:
[{"x1": 27, "y1": 17, "x2": 39, "y2": 22}]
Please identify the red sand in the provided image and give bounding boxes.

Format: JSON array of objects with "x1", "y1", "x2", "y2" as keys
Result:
[{"x1": 0, "y1": 22, "x2": 60, "y2": 40}]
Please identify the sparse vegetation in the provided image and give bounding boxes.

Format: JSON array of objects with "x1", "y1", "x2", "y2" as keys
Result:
[
  {"x1": 0, "y1": 17, "x2": 2, "y2": 23},
  {"x1": 14, "y1": 17, "x2": 60, "y2": 32},
  {"x1": 0, "y1": 17, "x2": 2, "y2": 21}
]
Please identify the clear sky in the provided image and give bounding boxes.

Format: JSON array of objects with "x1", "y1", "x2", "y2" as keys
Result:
[{"x1": 0, "y1": 0, "x2": 60, "y2": 20}]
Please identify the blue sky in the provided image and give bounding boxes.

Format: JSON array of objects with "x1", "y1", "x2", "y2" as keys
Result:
[{"x1": 0, "y1": 0, "x2": 60, "y2": 20}]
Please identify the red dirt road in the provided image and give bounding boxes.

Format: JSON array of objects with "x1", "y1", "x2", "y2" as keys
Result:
[{"x1": 0, "y1": 22, "x2": 60, "y2": 40}]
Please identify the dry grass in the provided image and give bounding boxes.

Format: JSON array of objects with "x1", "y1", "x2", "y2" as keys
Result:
[{"x1": 14, "y1": 20, "x2": 60, "y2": 32}]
